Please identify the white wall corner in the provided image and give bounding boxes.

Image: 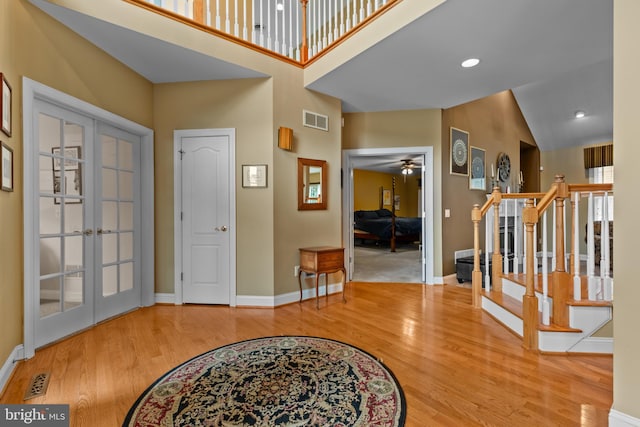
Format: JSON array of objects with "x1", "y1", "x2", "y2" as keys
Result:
[
  {"x1": 609, "y1": 409, "x2": 640, "y2": 427},
  {"x1": 0, "y1": 345, "x2": 24, "y2": 395}
]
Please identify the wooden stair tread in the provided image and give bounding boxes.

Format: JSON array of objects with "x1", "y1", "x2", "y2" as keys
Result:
[{"x1": 483, "y1": 289, "x2": 582, "y2": 333}]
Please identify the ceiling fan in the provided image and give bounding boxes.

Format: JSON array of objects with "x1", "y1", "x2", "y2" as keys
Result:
[{"x1": 400, "y1": 159, "x2": 415, "y2": 181}]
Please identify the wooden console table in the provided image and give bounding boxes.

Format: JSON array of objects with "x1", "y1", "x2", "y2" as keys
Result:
[{"x1": 298, "y1": 246, "x2": 346, "y2": 309}]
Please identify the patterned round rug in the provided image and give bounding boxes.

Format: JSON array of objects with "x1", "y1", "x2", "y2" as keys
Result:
[{"x1": 124, "y1": 336, "x2": 406, "y2": 426}]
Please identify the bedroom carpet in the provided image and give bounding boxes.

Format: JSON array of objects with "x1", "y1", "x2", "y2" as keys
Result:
[
  {"x1": 123, "y1": 336, "x2": 406, "y2": 426},
  {"x1": 352, "y1": 243, "x2": 422, "y2": 283}
]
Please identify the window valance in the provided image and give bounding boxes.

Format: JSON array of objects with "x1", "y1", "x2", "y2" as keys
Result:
[{"x1": 584, "y1": 144, "x2": 613, "y2": 169}]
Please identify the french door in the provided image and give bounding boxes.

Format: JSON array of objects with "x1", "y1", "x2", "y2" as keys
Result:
[{"x1": 33, "y1": 100, "x2": 140, "y2": 348}]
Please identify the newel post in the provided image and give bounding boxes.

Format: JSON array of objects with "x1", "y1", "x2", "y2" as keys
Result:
[
  {"x1": 300, "y1": 0, "x2": 309, "y2": 62},
  {"x1": 491, "y1": 186, "x2": 503, "y2": 292},
  {"x1": 522, "y1": 198, "x2": 539, "y2": 350},
  {"x1": 552, "y1": 175, "x2": 572, "y2": 327},
  {"x1": 472, "y1": 204, "x2": 482, "y2": 308}
]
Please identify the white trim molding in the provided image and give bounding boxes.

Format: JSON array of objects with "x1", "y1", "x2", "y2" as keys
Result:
[
  {"x1": 0, "y1": 345, "x2": 24, "y2": 395},
  {"x1": 609, "y1": 409, "x2": 640, "y2": 427}
]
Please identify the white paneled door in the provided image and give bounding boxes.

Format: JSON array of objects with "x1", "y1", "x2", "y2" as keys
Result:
[
  {"x1": 33, "y1": 100, "x2": 141, "y2": 349},
  {"x1": 178, "y1": 130, "x2": 235, "y2": 305}
]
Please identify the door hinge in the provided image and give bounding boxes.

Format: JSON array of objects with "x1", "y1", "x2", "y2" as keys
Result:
[
  {"x1": 180, "y1": 211, "x2": 183, "y2": 221},
  {"x1": 181, "y1": 272, "x2": 184, "y2": 281},
  {"x1": 178, "y1": 149, "x2": 185, "y2": 159}
]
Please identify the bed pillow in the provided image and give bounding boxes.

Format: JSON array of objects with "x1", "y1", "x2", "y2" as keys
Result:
[{"x1": 376, "y1": 209, "x2": 393, "y2": 217}]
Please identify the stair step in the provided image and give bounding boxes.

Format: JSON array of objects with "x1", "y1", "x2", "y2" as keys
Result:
[
  {"x1": 483, "y1": 289, "x2": 582, "y2": 333},
  {"x1": 502, "y1": 273, "x2": 613, "y2": 307}
]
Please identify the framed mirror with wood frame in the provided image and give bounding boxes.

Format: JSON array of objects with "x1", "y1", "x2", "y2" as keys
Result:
[{"x1": 298, "y1": 157, "x2": 327, "y2": 210}]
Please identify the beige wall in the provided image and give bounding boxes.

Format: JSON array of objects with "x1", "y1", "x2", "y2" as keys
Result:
[
  {"x1": 343, "y1": 109, "x2": 443, "y2": 277},
  {"x1": 0, "y1": 0, "x2": 153, "y2": 367},
  {"x1": 613, "y1": 0, "x2": 640, "y2": 419},
  {"x1": 441, "y1": 90, "x2": 537, "y2": 275}
]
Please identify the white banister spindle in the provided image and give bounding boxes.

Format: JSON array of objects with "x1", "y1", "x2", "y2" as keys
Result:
[
  {"x1": 234, "y1": 0, "x2": 239, "y2": 36},
  {"x1": 572, "y1": 191, "x2": 581, "y2": 300},
  {"x1": 533, "y1": 198, "x2": 538, "y2": 275},
  {"x1": 333, "y1": 0, "x2": 338, "y2": 41},
  {"x1": 288, "y1": 0, "x2": 293, "y2": 57},
  {"x1": 216, "y1": 0, "x2": 221, "y2": 30},
  {"x1": 360, "y1": 0, "x2": 365, "y2": 22},
  {"x1": 242, "y1": 0, "x2": 247, "y2": 40},
  {"x1": 275, "y1": 0, "x2": 280, "y2": 54},
  {"x1": 281, "y1": 1, "x2": 286, "y2": 55},
  {"x1": 587, "y1": 192, "x2": 600, "y2": 300},
  {"x1": 323, "y1": 0, "x2": 327, "y2": 49},
  {"x1": 541, "y1": 211, "x2": 550, "y2": 325},
  {"x1": 513, "y1": 199, "x2": 522, "y2": 274},
  {"x1": 352, "y1": 0, "x2": 357, "y2": 27},
  {"x1": 340, "y1": 0, "x2": 345, "y2": 35},
  {"x1": 295, "y1": 0, "x2": 300, "y2": 60},
  {"x1": 346, "y1": 0, "x2": 351, "y2": 31},
  {"x1": 206, "y1": 0, "x2": 211, "y2": 26},
  {"x1": 564, "y1": 196, "x2": 569, "y2": 268},
  {"x1": 267, "y1": 0, "x2": 272, "y2": 50},
  {"x1": 367, "y1": 0, "x2": 372, "y2": 16},
  {"x1": 602, "y1": 192, "x2": 613, "y2": 301},
  {"x1": 551, "y1": 200, "x2": 556, "y2": 271},
  {"x1": 503, "y1": 201, "x2": 509, "y2": 273},
  {"x1": 225, "y1": 0, "x2": 230, "y2": 32}
]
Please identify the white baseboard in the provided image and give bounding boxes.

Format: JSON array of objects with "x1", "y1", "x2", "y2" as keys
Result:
[
  {"x1": 0, "y1": 345, "x2": 24, "y2": 396},
  {"x1": 569, "y1": 337, "x2": 614, "y2": 354},
  {"x1": 610, "y1": 409, "x2": 640, "y2": 426},
  {"x1": 155, "y1": 293, "x2": 176, "y2": 304}
]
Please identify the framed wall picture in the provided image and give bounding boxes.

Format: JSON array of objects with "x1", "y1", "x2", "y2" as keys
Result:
[
  {"x1": 469, "y1": 146, "x2": 486, "y2": 191},
  {"x1": 450, "y1": 127, "x2": 469, "y2": 176},
  {"x1": 242, "y1": 164, "x2": 267, "y2": 188},
  {"x1": 1, "y1": 73, "x2": 11, "y2": 137},
  {"x1": 1, "y1": 142, "x2": 13, "y2": 191}
]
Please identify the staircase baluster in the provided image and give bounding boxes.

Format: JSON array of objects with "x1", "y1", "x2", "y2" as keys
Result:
[
  {"x1": 513, "y1": 199, "x2": 522, "y2": 274},
  {"x1": 533, "y1": 198, "x2": 538, "y2": 275},
  {"x1": 333, "y1": 0, "x2": 339, "y2": 40},
  {"x1": 216, "y1": 0, "x2": 221, "y2": 30},
  {"x1": 503, "y1": 199, "x2": 509, "y2": 273},
  {"x1": 242, "y1": 0, "x2": 247, "y2": 40},
  {"x1": 587, "y1": 192, "x2": 599, "y2": 300},
  {"x1": 234, "y1": 0, "x2": 239, "y2": 36},
  {"x1": 542, "y1": 210, "x2": 550, "y2": 325},
  {"x1": 572, "y1": 191, "x2": 581, "y2": 300},
  {"x1": 206, "y1": 0, "x2": 211, "y2": 26},
  {"x1": 552, "y1": 200, "x2": 556, "y2": 271},
  {"x1": 602, "y1": 191, "x2": 613, "y2": 301},
  {"x1": 225, "y1": 0, "x2": 230, "y2": 33},
  {"x1": 360, "y1": 0, "x2": 365, "y2": 22},
  {"x1": 275, "y1": 0, "x2": 280, "y2": 53}
]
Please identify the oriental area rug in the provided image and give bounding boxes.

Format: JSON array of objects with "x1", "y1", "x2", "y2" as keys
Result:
[{"x1": 123, "y1": 336, "x2": 406, "y2": 426}]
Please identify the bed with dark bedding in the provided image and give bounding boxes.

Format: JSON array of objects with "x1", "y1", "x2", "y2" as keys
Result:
[{"x1": 354, "y1": 209, "x2": 421, "y2": 249}]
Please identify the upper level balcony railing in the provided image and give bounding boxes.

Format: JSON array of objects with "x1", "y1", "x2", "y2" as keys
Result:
[{"x1": 126, "y1": 0, "x2": 397, "y2": 64}]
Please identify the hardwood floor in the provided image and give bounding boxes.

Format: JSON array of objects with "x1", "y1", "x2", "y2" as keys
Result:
[{"x1": 1, "y1": 282, "x2": 612, "y2": 426}]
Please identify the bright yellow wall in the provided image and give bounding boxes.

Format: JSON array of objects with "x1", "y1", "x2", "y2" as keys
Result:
[
  {"x1": 613, "y1": 0, "x2": 640, "y2": 418},
  {"x1": 353, "y1": 169, "x2": 419, "y2": 216},
  {"x1": 0, "y1": 0, "x2": 153, "y2": 368}
]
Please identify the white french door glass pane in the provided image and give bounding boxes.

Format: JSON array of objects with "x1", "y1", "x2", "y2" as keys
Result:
[
  {"x1": 64, "y1": 235, "x2": 84, "y2": 272},
  {"x1": 40, "y1": 276, "x2": 61, "y2": 318},
  {"x1": 120, "y1": 262, "x2": 133, "y2": 291},
  {"x1": 39, "y1": 154, "x2": 55, "y2": 194},
  {"x1": 38, "y1": 113, "x2": 61, "y2": 152},
  {"x1": 102, "y1": 168, "x2": 117, "y2": 199},
  {"x1": 63, "y1": 203, "x2": 83, "y2": 234},
  {"x1": 120, "y1": 232, "x2": 133, "y2": 260},
  {"x1": 102, "y1": 233, "x2": 118, "y2": 264},
  {"x1": 119, "y1": 171, "x2": 134, "y2": 199},
  {"x1": 103, "y1": 265, "x2": 118, "y2": 297},
  {"x1": 119, "y1": 140, "x2": 133, "y2": 169},
  {"x1": 102, "y1": 135, "x2": 117, "y2": 168},
  {"x1": 40, "y1": 237, "x2": 62, "y2": 276},
  {"x1": 120, "y1": 202, "x2": 133, "y2": 230},
  {"x1": 64, "y1": 122, "x2": 84, "y2": 154},
  {"x1": 39, "y1": 197, "x2": 60, "y2": 234},
  {"x1": 63, "y1": 273, "x2": 84, "y2": 309},
  {"x1": 102, "y1": 202, "x2": 118, "y2": 230}
]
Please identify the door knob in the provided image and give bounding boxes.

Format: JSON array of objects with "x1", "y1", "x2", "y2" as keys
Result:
[
  {"x1": 215, "y1": 225, "x2": 228, "y2": 232},
  {"x1": 83, "y1": 229, "x2": 93, "y2": 236}
]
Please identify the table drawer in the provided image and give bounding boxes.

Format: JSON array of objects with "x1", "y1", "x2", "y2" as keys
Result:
[{"x1": 299, "y1": 248, "x2": 344, "y2": 272}]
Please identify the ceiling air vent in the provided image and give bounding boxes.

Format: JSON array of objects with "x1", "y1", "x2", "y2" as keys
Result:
[{"x1": 303, "y1": 110, "x2": 329, "y2": 131}]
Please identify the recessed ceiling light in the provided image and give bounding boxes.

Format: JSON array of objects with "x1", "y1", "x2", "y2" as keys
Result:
[
  {"x1": 276, "y1": 2, "x2": 284, "y2": 11},
  {"x1": 461, "y1": 58, "x2": 480, "y2": 68},
  {"x1": 575, "y1": 110, "x2": 586, "y2": 119}
]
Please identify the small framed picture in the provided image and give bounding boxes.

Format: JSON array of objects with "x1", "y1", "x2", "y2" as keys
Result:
[
  {"x1": 1, "y1": 142, "x2": 13, "y2": 192},
  {"x1": 382, "y1": 189, "x2": 391, "y2": 206},
  {"x1": 242, "y1": 164, "x2": 267, "y2": 188},
  {"x1": 469, "y1": 146, "x2": 486, "y2": 191},
  {"x1": 450, "y1": 127, "x2": 469, "y2": 176},
  {"x1": 52, "y1": 146, "x2": 81, "y2": 171},
  {"x1": 1, "y1": 73, "x2": 11, "y2": 137}
]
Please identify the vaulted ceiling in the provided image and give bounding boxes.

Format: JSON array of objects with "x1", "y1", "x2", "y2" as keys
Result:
[{"x1": 31, "y1": 0, "x2": 612, "y2": 160}]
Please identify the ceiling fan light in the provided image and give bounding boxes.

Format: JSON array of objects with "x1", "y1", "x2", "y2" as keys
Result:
[{"x1": 575, "y1": 110, "x2": 586, "y2": 119}]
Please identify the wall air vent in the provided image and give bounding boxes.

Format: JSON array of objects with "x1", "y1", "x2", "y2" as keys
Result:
[{"x1": 303, "y1": 110, "x2": 329, "y2": 131}]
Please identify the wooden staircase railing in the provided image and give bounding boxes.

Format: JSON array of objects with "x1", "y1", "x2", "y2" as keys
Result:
[{"x1": 471, "y1": 175, "x2": 614, "y2": 351}]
